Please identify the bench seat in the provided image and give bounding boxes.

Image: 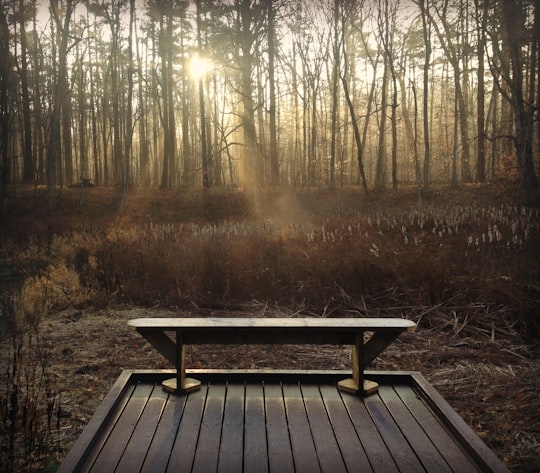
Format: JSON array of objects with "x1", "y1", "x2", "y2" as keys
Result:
[{"x1": 128, "y1": 317, "x2": 416, "y2": 396}]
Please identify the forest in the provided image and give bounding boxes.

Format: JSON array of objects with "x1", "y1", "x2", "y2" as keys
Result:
[
  {"x1": 0, "y1": 0, "x2": 539, "y2": 472},
  {"x1": 0, "y1": 0, "x2": 539, "y2": 211}
]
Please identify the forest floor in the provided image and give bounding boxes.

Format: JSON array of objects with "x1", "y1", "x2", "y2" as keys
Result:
[
  {"x1": 0, "y1": 182, "x2": 539, "y2": 472},
  {"x1": 39, "y1": 303, "x2": 539, "y2": 473}
]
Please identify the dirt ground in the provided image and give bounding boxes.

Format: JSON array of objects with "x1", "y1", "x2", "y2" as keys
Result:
[{"x1": 37, "y1": 304, "x2": 539, "y2": 472}]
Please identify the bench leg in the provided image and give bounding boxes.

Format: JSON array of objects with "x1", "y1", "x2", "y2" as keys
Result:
[
  {"x1": 338, "y1": 332, "x2": 379, "y2": 396},
  {"x1": 162, "y1": 331, "x2": 201, "y2": 395}
]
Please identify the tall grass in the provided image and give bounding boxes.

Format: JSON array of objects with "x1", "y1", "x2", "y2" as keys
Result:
[
  {"x1": 0, "y1": 260, "x2": 94, "y2": 471},
  {"x1": 0, "y1": 293, "x2": 62, "y2": 473},
  {"x1": 82, "y1": 203, "x2": 536, "y2": 311},
  {"x1": 3, "y1": 190, "x2": 537, "y2": 316}
]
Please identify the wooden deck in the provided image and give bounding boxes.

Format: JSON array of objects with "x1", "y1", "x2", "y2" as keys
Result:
[{"x1": 58, "y1": 370, "x2": 510, "y2": 473}]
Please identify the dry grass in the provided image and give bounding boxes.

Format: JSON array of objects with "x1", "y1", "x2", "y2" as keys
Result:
[{"x1": 0, "y1": 182, "x2": 539, "y2": 472}]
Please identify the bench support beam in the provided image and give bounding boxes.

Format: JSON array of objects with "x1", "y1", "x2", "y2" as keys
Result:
[
  {"x1": 337, "y1": 332, "x2": 379, "y2": 395},
  {"x1": 162, "y1": 332, "x2": 201, "y2": 394}
]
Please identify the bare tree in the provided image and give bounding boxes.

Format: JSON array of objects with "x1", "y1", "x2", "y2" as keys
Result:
[
  {"x1": 18, "y1": 0, "x2": 34, "y2": 184},
  {"x1": 47, "y1": 0, "x2": 75, "y2": 210},
  {"x1": 418, "y1": 0, "x2": 431, "y2": 188},
  {"x1": 0, "y1": 4, "x2": 12, "y2": 215},
  {"x1": 267, "y1": 0, "x2": 279, "y2": 185},
  {"x1": 428, "y1": 0, "x2": 473, "y2": 183},
  {"x1": 499, "y1": 0, "x2": 538, "y2": 189},
  {"x1": 474, "y1": 0, "x2": 487, "y2": 183},
  {"x1": 339, "y1": 0, "x2": 368, "y2": 193},
  {"x1": 234, "y1": 0, "x2": 267, "y2": 209}
]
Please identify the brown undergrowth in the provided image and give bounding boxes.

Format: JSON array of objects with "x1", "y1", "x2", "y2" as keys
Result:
[{"x1": 0, "y1": 182, "x2": 539, "y2": 472}]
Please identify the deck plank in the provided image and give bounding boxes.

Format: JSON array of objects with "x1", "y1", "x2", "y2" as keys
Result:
[
  {"x1": 70, "y1": 382, "x2": 136, "y2": 473},
  {"x1": 340, "y1": 389, "x2": 400, "y2": 473},
  {"x1": 244, "y1": 383, "x2": 269, "y2": 473},
  {"x1": 282, "y1": 382, "x2": 322, "y2": 473},
  {"x1": 89, "y1": 382, "x2": 154, "y2": 473},
  {"x1": 301, "y1": 383, "x2": 348, "y2": 473},
  {"x1": 363, "y1": 389, "x2": 427, "y2": 473},
  {"x1": 393, "y1": 384, "x2": 481, "y2": 473},
  {"x1": 114, "y1": 385, "x2": 168, "y2": 473},
  {"x1": 166, "y1": 385, "x2": 208, "y2": 473},
  {"x1": 217, "y1": 382, "x2": 245, "y2": 473},
  {"x1": 264, "y1": 383, "x2": 295, "y2": 473},
  {"x1": 139, "y1": 390, "x2": 188, "y2": 473},
  {"x1": 191, "y1": 383, "x2": 226, "y2": 473},
  {"x1": 378, "y1": 384, "x2": 454, "y2": 473},
  {"x1": 318, "y1": 385, "x2": 374, "y2": 473}
]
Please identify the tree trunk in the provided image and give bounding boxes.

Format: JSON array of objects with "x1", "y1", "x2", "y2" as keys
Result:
[
  {"x1": 501, "y1": 0, "x2": 538, "y2": 189},
  {"x1": 375, "y1": 58, "x2": 388, "y2": 190},
  {"x1": 117, "y1": 0, "x2": 134, "y2": 212},
  {"x1": 529, "y1": 0, "x2": 539, "y2": 176},
  {"x1": 135, "y1": 9, "x2": 149, "y2": 186},
  {"x1": 396, "y1": 52, "x2": 421, "y2": 191},
  {"x1": 31, "y1": 8, "x2": 45, "y2": 185},
  {"x1": 238, "y1": 0, "x2": 260, "y2": 211},
  {"x1": 268, "y1": 0, "x2": 279, "y2": 185},
  {"x1": 0, "y1": 7, "x2": 11, "y2": 215},
  {"x1": 159, "y1": 13, "x2": 170, "y2": 188},
  {"x1": 419, "y1": 0, "x2": 431, "y2": 188},
  {"x1": 379, "y1": 0, "x2": 398, "y2": 192},
  {"x1": 166, "y1": 13, "x2": 176, "y2": 187},
  {"x1": 309, "y1": 78, "x2": 318, "y2": 189},
  {"x1": 19, "y1": 0, "x2": 34, "y2": 184},
  {"x1": 62, "y1": 85, "x2": 73, "y2": 185},
  {"x1": 180, "y1": 70, "x2": 191, "y2": 187},
  {"x1": 76, "y1": 42, "x2": 88, "y2": 184},
  {"x1": 411, "y1": 83, "x2": 423, "y2": 202},
  {"x1": 340, "y1": 70, "x2": 368, "y2": 194},
  {"x1": 391, "y1": 66, "x2": 398, "y2": 192},
  {"x1": 475, "y1": 0, "x2": 487, "y2": 182},
  {"x1": 88, "y1": 17, "x2": 100, "y2": 186},
  {"x1": 197, "y1": 0, "x2": 210, "y2": 189},
  {"x1": 47, "y1": 0, "x2": 73, "y2": 211},
  {"x1": 329, "y1": 0, "x2": 340, "y2": 189}
]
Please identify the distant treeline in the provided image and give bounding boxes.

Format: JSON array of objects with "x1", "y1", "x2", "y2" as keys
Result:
[{"x1": 0, "y1": 0, "x2": 538, "y2": 211}]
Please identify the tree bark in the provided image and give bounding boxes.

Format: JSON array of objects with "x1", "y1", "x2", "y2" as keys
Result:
[
  {"x1": 501, "y1": 0, "x2": 538, "y2": 189},
  {"x1": 268, "y1": 0, "x2": 279, "y2": 185},
  {"x1": 430, "y1": 3, "x2": 472, "y2": 182},
  {"x1": 340, "y1": 70, "x2": 368, "y2": 193},
  {"x1": 238, "y1": 0, "x2": 260, "y2": 211},
  {"x1": 19, "y1": 0, "x2": 34, "y2": 184},
  {"x1": 375, "y1": 54, "x2": 388, "y2": 189},
  {"x1": 475, "y1": 0, "x2": 487, "y2": 182},
  {"x1": 47, "y1": 0, "x2": 73, "y2": 211},
  {"x1": 419, "y1": 0, "x2": 431, "y2": 188},
  {"x1": 138, "y1": 19, "x2": 149, "y2": 186},
  {"x1": 329, "y1": 0, "x2": 340, "y2": 189},
  {"x1": 0, "y1": 7, "x2": 11, "y2": 215},
  {"x1": 117, "y1": 0, "x2": 134, "y2": 212}
]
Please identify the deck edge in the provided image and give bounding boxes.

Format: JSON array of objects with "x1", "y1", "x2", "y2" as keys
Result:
[
  {"x1": 410, "y1": 372, "x2": 512, "y2": 473},
  {"x1": 56, "y1": 370, "x2": 136, "y2": 473}
]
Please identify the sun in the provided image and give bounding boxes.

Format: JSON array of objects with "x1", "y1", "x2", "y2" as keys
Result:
[{"x1": 189, "y1": 53, "x2": 212, "y2": 80}]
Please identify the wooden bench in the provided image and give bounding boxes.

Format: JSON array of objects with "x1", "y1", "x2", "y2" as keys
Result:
[{"x1": 128, "y1": 317, "x2": 416, "y2": 396}]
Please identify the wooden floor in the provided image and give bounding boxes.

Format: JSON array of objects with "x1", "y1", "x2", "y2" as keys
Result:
[{"x1": 59, "y1": 370, "x2": 510, "y2": 473}]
